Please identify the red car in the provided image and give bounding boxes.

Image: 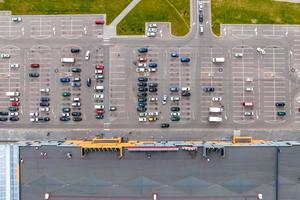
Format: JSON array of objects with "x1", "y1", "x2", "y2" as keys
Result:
[
  {"x1": 95, "y1": 19, "x2": 105, "y2": 25},
  {"x1": 95, "y1": 109, "x2": 105, "y2": 114},
  {"x1": 31, "y1": 63, "x2": 39, "y2": 68},
  {"x1": 95, "y1": 65, "x2": 104, "y2": 70},
  {"x1": 11, "y1": 101, "x2": 20, "y2": 106}
]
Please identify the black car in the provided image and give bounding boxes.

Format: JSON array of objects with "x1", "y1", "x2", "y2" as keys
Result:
[
  {"x1": 8, "y1": 107, "x2": 18, "y2": 112},
  {"x1": 138, "y1": 102, "x2": 147, "y2": 107},
  {"x1": 60, "y1": 116, "x2": 70, "y2": 121},
  {"x1": 71, "y1": 68, "x2": 81, "y2": 73},
  {"x1": 138, "y1": 97, "x2": 147, "y2": 102},
  {"x1": 148, "y1": 63, "x2": 157, "y2": 68},
  {"x1": 138, "y1": 82, "x2": 147, "y2": 87},
  {"x1": 62, "y1": 107, "x2": 71, "y2": 113},
  {"x1": 170, "y1": 116, "x2": 180, "y2": 121},
  {"x1": 43, "y1": 117, "x2": 50, "y2": 121},
  {"x1": 72, "y1": 112, "x2": 81, "y2": 116},
  {"x1": 171, "y1": 107, "x2": 180, "y2": 112},
  {"x1": 96, "y1": 114, "x2": 104, "y2": 120},
  {"x1": 137, "y1": 92, "x2": 147, "y2": 97},
  {"x1": 182, "y1": 91, "x2": 191, "y2": 96},
  {"x1": 40, "y1": 102, "x2": 50, "y2": 107},
  {"x1": 275, "y1": 102, "x2": 285, "y2": 107},
  {"x1": 73, "y1": 117, "x2": 82, "y2": 121},
  {"x1": 71, "y1": 48, "x2": 80, "y2": 53},
  {"x1": 199, "y1": 13, "x2": 203, "y2": 23},
  {"x1": 138, "y1": 87, "x2": 148, "y2": 92},
  {"x1": 149, "y1": 87, "x2": 157, "y2": 92},
  {"x1": 87, "y1": 78, "x2": 92, "y2": 87},
  {"x1": 0, "y1": 111, "x2": 9, "y2": 115},
  {"x1": 40, "y1": 97, "x2": 50, "y2": 101},
  {"x1": 203, "y1": 87, "x2": 214, "y2": 92},
  {"x1": 9, "y1": 116, "x2": 19, "y2": 121},
  {"x1": 29, "y1": 72, "x2": 39, "y2": 78},
  {"x1": 160, "y1": 123, "x2": 170, "y2": 128},
  {"x1": 149, "y1": 83, "x2": 158, "y2": 87},
  {"x1": 137, "y1": 107, "x2": 147, "y2": 112},
  {"x1": 0, "y1": 117, "x2": 8, "y2": 121},
  {"x1": 138, "y1": 77, "x2": 148, "y2": 82}
]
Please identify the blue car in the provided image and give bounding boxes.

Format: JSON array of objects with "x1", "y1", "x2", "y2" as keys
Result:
[
  {"x1": 60, "y1": 77, "x2": 70, "y2": 83},
  {"x1": 171, "y1": 52, "x2": 179, "y2": 58},
  {"x1": 138, "y1": 48, "x2": 148, "y2": 53},
  {"x1": 180, "y1": 57, "x2": 190, "y2": 62},
  {"x1": 148, "y1": 63, "x2": 157, "y2": 68}
]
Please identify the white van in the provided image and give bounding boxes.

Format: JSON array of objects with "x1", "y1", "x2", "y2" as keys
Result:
[
  {"x1": 61, "y1": 58, "x2": 75, "y2": 63},
  {"x1": 94, "y1": 85, "x2": 104, "y2": 91},
  {"x1": 209, "y1": 107, "x2": 223, "y2": 113},
  {"x1": 208, "y1": 116, "x2": 222, "y2": 123},
  {"x1": 212, "y1": 57, "x2": 225, "y2": 63},
  {"x1": 6, "y1": 91, "x2": 20, "y2": 97},
  {"x1": 73, "y1": 97, "x2": 80, "y2": 102},
  {"x1": 199, "y1": 25, "x2": 204, "y2": 34}
]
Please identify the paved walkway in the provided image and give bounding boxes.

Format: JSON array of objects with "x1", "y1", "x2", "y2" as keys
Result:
[{"x1": 104, "y1": 0, "x2": 142, "y2": 38}]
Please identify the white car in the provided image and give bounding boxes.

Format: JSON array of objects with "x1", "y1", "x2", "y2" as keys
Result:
[
  {"x1": 149, "y1": 68, "x2": 156, "y2": 72},
  {"x1": 0, "y1": 54, "x2": 10, "y2": 58},
  {"x1": 9, "y1": 97, "x2": 19, "y2": 102},
  {"x1": 30, "y1": 118, "x2": 39, "y2": 122},
  {"x1": 40, "y1": 88, "x2": 50, "y2": 93},
  {"x1": 94, "y1": 94, "x2": 104, "y2": 99},
  {"x1": 72, "y1": 102, "x2": 81, "y2": 107},
  {"x1": 44, "y1": 193, "x2": 50, "y2": 200},
  {"x1": 234, "y1": 53, "x2": 243, "y2": 57},
  {"x1": 182, "y1": 87, "x2": 191, "y2": 91},
  {"x1": 198, "y1": 3, "x2": 203, "y2": 10},
  {"x1": 85, "y1": 50, "x2": 90, "y2": 60},
  {"x1": 245, "y1": 87, "x2": 254, "y2": 92},
  {"x1": 244, "y1": 111, "x2": 255, "y2": 116},
  {"x1": 257, "y1": 193, "x2": 263, "y2": 200},
  {"x1": 149, "y1": 23, "x2": 157, "y2": 28},
  {"x1": 256, "y1": 47, "x2": 266, "y2": 55},
  {"x1": 245, "y1": 77, "x2": 253, "y2": 82},
  {"x1": 10, "y1": 112, "x2": 19, "y2": 116},
  {"x1": 139, "y1": 117, "x2": 147, "y2": 122},
  {"x1": 148, "y1": 112, "x2": 159, "y2": 116},
  {"x1": 40, "y1": 107, "x2": 50, "y2": 112},
  {"x1": 136, "y1": 67, "x2": 146, "y2": 73},
  {"x1": 10, "y1": 64, "x2": 19, "y2": 68},
  {"x1": 171, "y1": 112, "x2": 180, "y2": 116},
  {"x1": 149, "y1": 97, "x2": 158, "y2": 102},
  {"x1": 139, "y1": 112, "x2": 147, "y2": 117},
  {"x1": 170, "y1": 96, "x2": 180, "y2": 101},
  {"x1": 212, "y1": 97, "x2": 222, "y2": 102},
  {"x1": 138, "y1": 57, "x2": 147, "y2": 62},
  {"x1": 95, "y1": 70, "x2": 103, "y2": 74},
  {"x1": 138, "y1": 63, "x2": 147, "y2": 67},
  {"x1": 12, "y1": 17, "x2": 22, "y2": 22},
  {"x1": 62, "y1": 113, "x2": 70, "y2": 117},
  {"x1": 147, "y1": 32, "x2": 156, "y2": 37},
  {"x1": 148, "y1": 28, "x2": 157, "y2": 33},
  {"x1": 162, "y1": 94, "x2": 167, "y2": 105},
  {"x1": 30, "y1": 112, "x2": 39, "y2": 117}
]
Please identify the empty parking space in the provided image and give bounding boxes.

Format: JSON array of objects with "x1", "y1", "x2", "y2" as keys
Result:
[
  {"x1": 61, "y1": 17, "x2": 84, "y2": 39},
  {"x1": 261, "y1": 46, "x2": 288, "y2": 123},
  {"x1": 30, "y1": 17, "x2": 52, "y2": 39},
  {"x1": 262, "y1": 26, "x2": 287, "y2": 39},
  {"x1": 231, "y1": 46, "x2": 257, "y2": 124},
  {"x1": 199, "y1": 47, "x2": 224, "y2": 123},
  {"x1": 228, "y1": 25, "x2": 256, "y2": 40}
]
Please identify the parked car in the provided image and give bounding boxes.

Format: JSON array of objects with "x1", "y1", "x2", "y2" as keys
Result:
[
  {"x1": 29, "y1": 72, "x2": 39, "y2": 77},
  {"x1": 95, "y1": 65, "x2": 104, "y2": 70},
  {"x1": 60, "y1": 77, "x2": 70, "y2": 83},
  {"x1": 170, "y1": 116, "x2": 180, "y2": 121},
  {"x1": 171, "y1": 52, "x2": 179, "y2": 58},
  {"x1": 40, "y1": 102, "x2": 49, "y2": 107},
  {"x1": 60, "y1": 116, "x2": 70, "y2": 121},
  {"x1": 40, "y1": 97, "x2": 50, "y2": 101},
  {"x1": 138, "y1": 77, "x2": 148, "y2": 82},
  {"x1": 160, "y1": 123, "x2": 170, "y2": 128},
  {"x1": 87, "y1": 78, "x2": 92, "y2": 87},
  {"x1": 9, "y1": 116, "x2": 19, "y2": 121},
  {"x1": 71, "y1": 68, "x2": 81, "y2": 73},
  {"x1": 203, "y1": 87, "x2": 214, "y2": 92},
  {"x1": 275, "y1": 102, "x2": 285, "y2": 107},
  {"x1": 148, "y1": 63, "x2": 157, "y2": 68},
  {"x1": 62, "y1": 107, "x2": 71, "y2": 113},
  {"x1": 62, "y1": 92, "x2": 71, "y2": 97},
  {"x1": 71, "y1": 48, "x2": 80, "y2": 53},
  {"x1": 138, "y1": 48, "x2": 148, "y2": 53},
  {"x1": 11, "y1": 101, "x2": 20, "y2": 106},
  {"x1": 31, "y1": 63, "x2": 40, "y2": 68},
  {"x1": 95, "y1": 19, "x2": 105, "y2": 25}
]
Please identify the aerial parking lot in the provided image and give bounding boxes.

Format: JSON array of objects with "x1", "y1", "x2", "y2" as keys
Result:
[{"x1": 1, "y1": 0, "x2": 300, "y2": 131}]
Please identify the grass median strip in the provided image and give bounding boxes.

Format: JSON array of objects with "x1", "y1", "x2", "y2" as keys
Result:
[
  {"x1": 117, "y1": 0, "x2": 190, "y2": 36},
  {"x1": 212, "y1": 0, "x2": 300, "y2": 36},
  {"x1": 0, "y1": 0, "x2": 132, "y2": 24}
]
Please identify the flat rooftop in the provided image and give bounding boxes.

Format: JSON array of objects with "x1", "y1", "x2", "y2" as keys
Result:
[{"x1": 19, "y1": 144, "x2": 300, "y2": 200}]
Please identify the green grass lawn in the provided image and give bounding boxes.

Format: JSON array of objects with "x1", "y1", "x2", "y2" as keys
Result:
[
  {"x1": 0, "y1": 0, "x2": 132, "y2": 24},
  {"x1": 117, "y1": 0, "x2": 190, "y2": 36},
  {"x1": 212, "y1": 0, "x2": 300, "y2": 36}
]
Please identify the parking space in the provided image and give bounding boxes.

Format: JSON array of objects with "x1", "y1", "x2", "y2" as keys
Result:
[
  {"x1": 167, "y1": 48, "x2": 193, "y2": 122},
  {"x1": 231, "y1": 46, "x2": 257, "y2": 124},
  {"x1": 229, "y1": 25, "x2": 256, "y2": 40},
  {"x1": 61, "y1": 16, "x2": 84, "y2": 39},
  {"x1": 199, "y1": 47, "x2": 224, "y2": 123},
  {"x1": 261, "y1": 46, "x2": 288, "y2": 123},
  {"x1": 262, "y1": 25, "x2": 287, "y2": 39},
  {"x1": 109, "y1": 46, "x2": 129, "y2": 121},
  {"x1": 26, "y1": 45, "x2": 52, "y2": 123},
  {"x1": 0, "y1": 15, "x2": 22, "y2": 39},
  {"x1": 0, "y1": 45, "x2": 22, "y2": 122},
  {"x1": 30, "y1": 17, "x2": 52, "y2": 39}
]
